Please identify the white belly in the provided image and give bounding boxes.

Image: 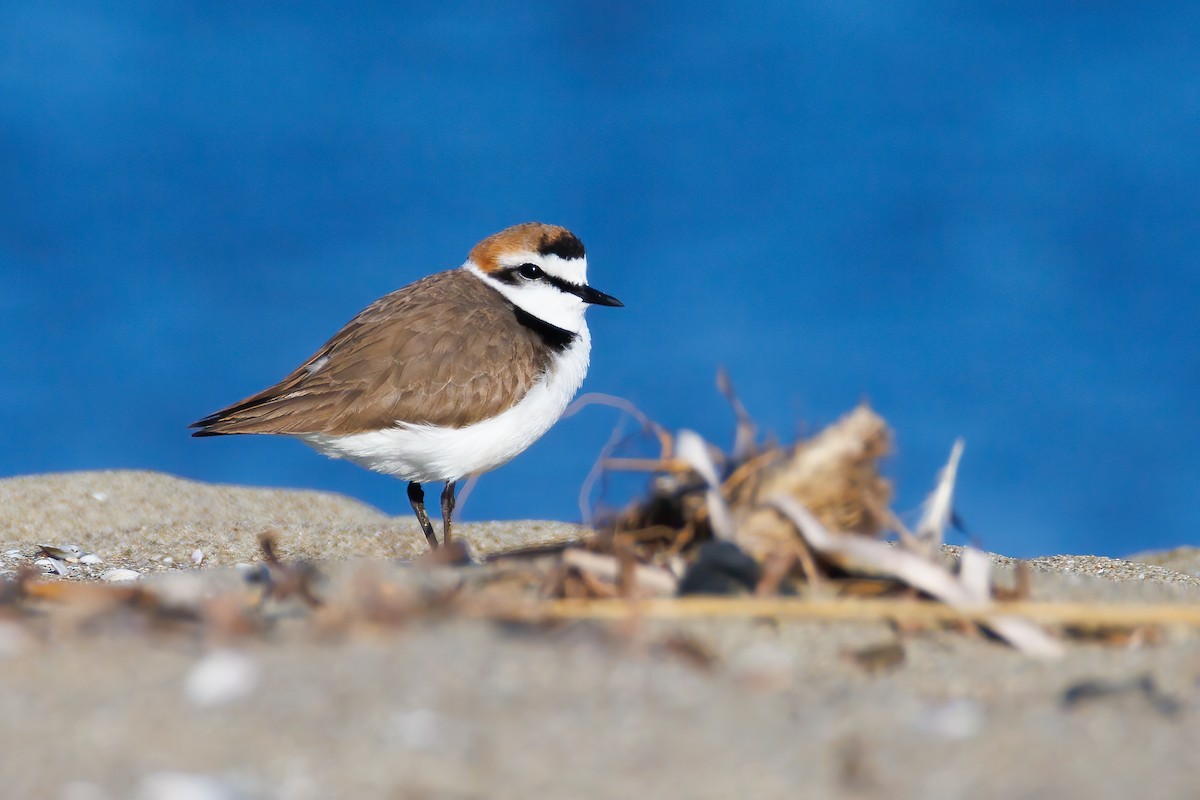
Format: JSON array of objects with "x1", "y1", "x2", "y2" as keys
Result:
[{"x1": 298, "y1": 328, "x2": 590, "y2": 483}]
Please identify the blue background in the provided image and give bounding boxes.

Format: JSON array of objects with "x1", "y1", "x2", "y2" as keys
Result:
[{"x1": 3, "y1": 3, "x2": 1197, "y2": 557}]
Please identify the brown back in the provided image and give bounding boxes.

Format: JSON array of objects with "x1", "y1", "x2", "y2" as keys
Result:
[{"x1": 192, "y1": 270, "x2": 556, "y2": 435}]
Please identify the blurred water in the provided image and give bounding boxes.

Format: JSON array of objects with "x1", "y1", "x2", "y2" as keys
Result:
[{"x1": 2, "y1": 3, "x2": 1197, "y2": 557}]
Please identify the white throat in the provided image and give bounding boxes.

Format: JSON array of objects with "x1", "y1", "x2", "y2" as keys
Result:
[{"x1": 464, "y1": 255, "x2": 591, "y2": 334}]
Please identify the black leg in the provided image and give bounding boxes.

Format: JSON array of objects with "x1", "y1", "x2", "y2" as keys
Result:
[
  {"x1": 407, "y1": 481, "x2": 438, "y2": 549},
  {"x1": 441, "y1": 480, "x2": 457, "y2": 545}
]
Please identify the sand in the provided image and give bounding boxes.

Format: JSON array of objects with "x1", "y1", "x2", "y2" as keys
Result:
[{"x1": 1, "y1": 470, "x2": 1198, "y2": 799}]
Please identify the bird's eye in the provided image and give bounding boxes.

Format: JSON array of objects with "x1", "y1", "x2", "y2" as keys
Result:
[{"x1": 517, "y1": 263, "x2": 544, "y2": 280}]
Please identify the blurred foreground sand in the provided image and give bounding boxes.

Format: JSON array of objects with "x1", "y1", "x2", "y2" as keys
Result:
[{"x1": 1, "y1": 471, "x2": 1198, "y2": 799}]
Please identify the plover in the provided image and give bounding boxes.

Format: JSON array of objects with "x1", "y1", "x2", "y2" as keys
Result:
[{"x1": 191, "y1": 222, "x2": 622, "y2": 549}]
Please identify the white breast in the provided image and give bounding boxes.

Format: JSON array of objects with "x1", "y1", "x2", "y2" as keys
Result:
[{"x1": 298, "y1": 326, "x2": 591, "y2": 483}]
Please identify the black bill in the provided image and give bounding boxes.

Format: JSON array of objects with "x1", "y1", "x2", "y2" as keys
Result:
[{"x1": 574, "y1": 284, "x2": 624, "y2": 307}]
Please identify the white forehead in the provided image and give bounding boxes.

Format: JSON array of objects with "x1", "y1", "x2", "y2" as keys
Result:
[{"x1": 496, "y1": 250, "x2": 589, "y2": 286}]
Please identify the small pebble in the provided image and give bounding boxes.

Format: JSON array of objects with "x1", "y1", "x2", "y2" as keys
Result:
[
  {"x1": 4, "y1": 549, "x2": 22, "y2": 558},
  {"x1": 90, "y1": 492, "x2": 108, "y2": 502},
  {"x1": 162, "y1": 556, "x2": 175, "y2": 565},
  {"x1": 137, "y1": 772, "x2": 236, "y2": 800},
  {"x1": 80, "y1": 553, "x2": 104, "y2": 565},
  {"x1": 153, "y1": 571, "x2": 208, "y2": 609},
  {"x1": 185, "y1": 650, "x2": 259, "y2": 707},
  {"x1": 191, "y1": 548, "x2": 205, "y2": 566},
  {"x1": 101, "y1": 568, "x2": 141, "y2": 582},
  {"x1": 912, "y1": 699, "x2": 985, "y2": 740},
  {"x1": 729, "y1": 642, "x2": 794, "y2": 692}
]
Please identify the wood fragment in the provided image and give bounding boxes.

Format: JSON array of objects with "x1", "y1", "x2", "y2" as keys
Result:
[
  {"x1": 519, "y1": 597, "x2": 1200, "y2": 628},
  {"x1": 561, "y1": 549, "x2": 677, "y2": 598},
  {"x1": 768, "y1": 496, "x2": 1063, "y2": 658}
]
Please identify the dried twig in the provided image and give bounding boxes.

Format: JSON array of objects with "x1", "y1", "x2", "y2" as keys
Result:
[
  {"x1": 255, "y1": 531, "x2": 323, "y2": 608},
  {"x1": 525, "y1": 597, "x2": 1200, "y2": 628},
  {"x1": 601, "y1": 458, "x2": 694, "y2": 473},
  {"x1": 565, "y1": 392, "x2": 672, "y2": 456},
  {"x1": 561, "y1": 549, "x2": 678, "y2": 598},
  {"x1": 716, "y1": 367, "x2": 757, "y2": 462},
  {"x1": 579, "y1": 416, "x2": 630, "y2": 527}
]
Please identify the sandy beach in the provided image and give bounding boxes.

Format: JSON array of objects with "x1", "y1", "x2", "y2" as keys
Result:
[{"x1": 1, "y1": 470, "x2": 1198, "y2": 799}]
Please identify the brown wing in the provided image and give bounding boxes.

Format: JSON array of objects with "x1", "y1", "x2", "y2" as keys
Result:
[{"x1": 191, "y1": 270, "x2": 553, "y2": 436}]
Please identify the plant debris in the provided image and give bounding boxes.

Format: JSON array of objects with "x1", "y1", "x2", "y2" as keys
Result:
[
  {"x1": 557, "y1": 372, "x2": 1066, "y2": 656},
  {"x1": 3, "y1": 372, "x2": 1198, "y2": 665}
]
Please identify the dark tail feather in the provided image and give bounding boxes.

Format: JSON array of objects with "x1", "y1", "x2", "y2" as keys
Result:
[
  {"x1": 189, "y1": 414, "x2": 231, "y2": 437},
  {"x1": 189, "y1": 387, "x2": 292, "y2": 437}
]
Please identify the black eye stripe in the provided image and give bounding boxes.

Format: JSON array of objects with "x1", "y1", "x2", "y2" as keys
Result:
[
  {"x1": 542, "y1": 273, "x2": 585, "y2": 296},
  {"x1": 496, "y1": 265, "x2": 586, "y2": 298}
]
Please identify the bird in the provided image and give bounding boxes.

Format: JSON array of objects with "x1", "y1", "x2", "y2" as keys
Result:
[{"x1": 190, "y1": 222, "x2": 622, "y2": 550}]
